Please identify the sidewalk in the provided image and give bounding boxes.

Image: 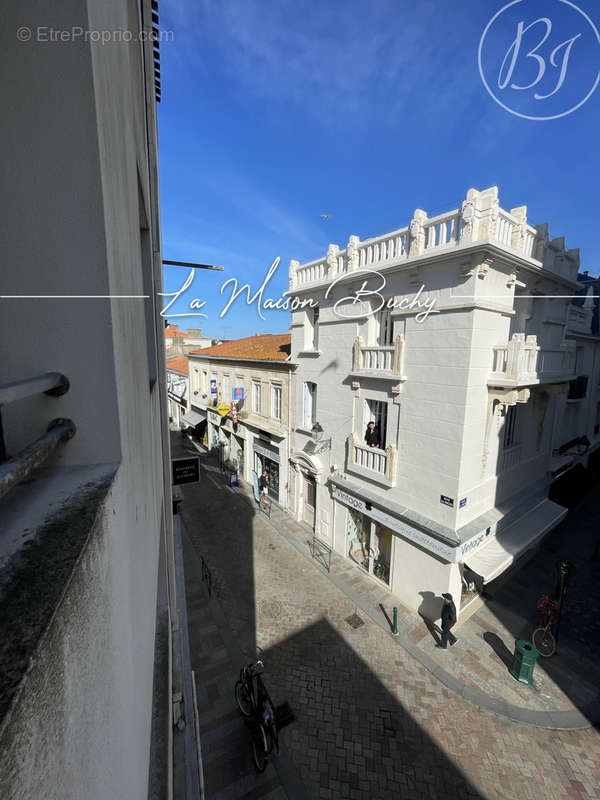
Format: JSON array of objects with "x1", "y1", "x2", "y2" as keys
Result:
[{"x1": 225, "y1": 466, "x2": 600, "y2": 730}]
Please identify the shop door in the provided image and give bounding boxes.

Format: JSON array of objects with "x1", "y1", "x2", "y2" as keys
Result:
[
  {"x1": 302, "y1": 474, "x2": 316, "y2": 529},
  {"x1": 255, "y1": 453, "x2": 280, "y2": 503},
  {"x1": 347, "y1": 512, "x2": 392, "y2": 586}
]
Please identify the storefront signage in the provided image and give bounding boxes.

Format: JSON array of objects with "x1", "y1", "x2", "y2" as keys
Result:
[
  {"x1": 230, "y1": 401, "x2": 238, "y2": 424},
  {"x1": 440, "y1": 495, "x2": 454, "y2": 507},
  {"x1": 253, "y1": 440, "x2": 280, "y2": 463},
  {"x1": 216, "y1": 401, "x2": 230, "y2": 417},
  {"x1": 210, "y1": 379, "x2": 217, "y2": 395},
  {"x1": 331, "y1": 485, "x2": 458, "y2": 562},
  {"x1": 172, "y1": 456, "x2": 200, "y2": 486},
  {"x1": 460, "y1": 525, "x2": 496, "y2": 559}
]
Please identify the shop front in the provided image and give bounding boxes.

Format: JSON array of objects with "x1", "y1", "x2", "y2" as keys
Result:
[
  {"x1": 253, "y1": 438, "x2": 281, "y2": 503},
  {"x1": 346, "y1": 507, "x2": 394, "y2": 586},
  {"x1": 330, "y1": 479, "x2": 462, "y2": 616},
  {"x1": 230, "y1": 434, "x2": 245, "y2": 478}
]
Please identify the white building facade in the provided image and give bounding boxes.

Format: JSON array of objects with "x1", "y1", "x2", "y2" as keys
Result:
[
  {"x1": 166, "y1": 355, "x2": 189, "y2": 429},
  {"x1": 287, "y1": 186, "x2": 599, "y2": 619},
  {"x1": 187, "y1": 336, "x2": 295, "y2": 508}
]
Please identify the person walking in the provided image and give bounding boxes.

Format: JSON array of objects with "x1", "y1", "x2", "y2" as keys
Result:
[
  {"x1": 438, "y1": 593, "x2": 458, "y2": 649},
  {"x1": 258, "y1": 469, "x2": 270, "y2": 506},
  {"x1": 364, "y1": 420, "x2": 380, "y2": 448}
]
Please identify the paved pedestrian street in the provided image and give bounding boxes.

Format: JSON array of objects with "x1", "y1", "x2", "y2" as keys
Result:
[{"x1": 177, "y1": 439, "x2": 600, "y2": 799}]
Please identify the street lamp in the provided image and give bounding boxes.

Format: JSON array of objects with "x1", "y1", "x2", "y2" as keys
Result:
[{"x1": 311, "y1": 421, "x2": 332, "y2": 451}]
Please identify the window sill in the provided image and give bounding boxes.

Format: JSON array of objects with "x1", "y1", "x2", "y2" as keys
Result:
[{"x1": 297, "y1": 350, "x2": 321, "y2": 358}]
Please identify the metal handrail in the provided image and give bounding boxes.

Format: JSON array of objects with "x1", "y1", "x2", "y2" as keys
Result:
[
  {"x1": 0, "y1": 418, "x2": 76, "y2": 499},
  {"x1": 0, "y1": 372, "x2": 73, "y2": 488},
  {"x1": 0, "y1": 372, "x2": 69, "y2": 405}
]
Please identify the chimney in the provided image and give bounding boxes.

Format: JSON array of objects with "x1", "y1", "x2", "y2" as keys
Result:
[{"x1": 583, "y1": 270, "x2": 589, "y2": 277}]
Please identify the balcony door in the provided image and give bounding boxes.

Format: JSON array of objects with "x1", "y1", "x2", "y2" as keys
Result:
[{"x1": 362, "y1": 399, "x2": 387, "y2": 448}]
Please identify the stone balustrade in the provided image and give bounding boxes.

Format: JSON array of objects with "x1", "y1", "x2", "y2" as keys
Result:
[
  {"x1": 490, "y1": 333, "x2": 577, "y2": 387},
  {"x1": 352, "y1": 335, "x2": 405, "y2": 376},
  {"x1": 346, "y1": 432, "x2": 398, "y2": 486},
  {"x1": 289, "y1": 186, "x2": 577, "y2": 289}
]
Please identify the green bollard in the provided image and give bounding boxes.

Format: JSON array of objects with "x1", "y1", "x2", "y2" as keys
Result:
[{"x1": 392, "y1": 607, "x2": 398, "y2": 636}]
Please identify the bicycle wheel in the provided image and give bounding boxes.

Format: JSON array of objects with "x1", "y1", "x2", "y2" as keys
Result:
[
  {"x1": 251, "y1": 723, "x2": 268, "y2": 773},
  {"x1": 532, "y1": 627, "x2": 556, "y2": 657},
  {"x1": 235, "y1": 679, "x2": 254, "y2": 716}
]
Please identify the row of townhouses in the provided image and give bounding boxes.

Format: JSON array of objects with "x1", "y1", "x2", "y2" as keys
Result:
[{"x1": 172, "y1": 186, "x2": 600, "y2": 621}]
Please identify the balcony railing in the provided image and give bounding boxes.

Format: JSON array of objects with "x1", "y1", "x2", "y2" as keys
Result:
[
  {"x1": 0, "y1": 373, "x2": 75, "y2": 499},
  {"x1": 346, "y1": 433, "x2": 397, "y2": 486},
  {"x1": 490, "y1": 334, "x2": 576, "y2": 387},
  {"x1": 289, "y1": 186, "x2": 568, "y2": 290},
  {"x1": 352, "y1": 335, "x2": 405, "y2": 377}
]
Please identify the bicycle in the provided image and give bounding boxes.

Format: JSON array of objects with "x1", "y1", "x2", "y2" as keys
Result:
[
  {"x1": 234, "y1": 660, "x2": 279, "y2": 772},
  {"x1": 532, "y1": 594, "x2": 559, "y2": 657}
]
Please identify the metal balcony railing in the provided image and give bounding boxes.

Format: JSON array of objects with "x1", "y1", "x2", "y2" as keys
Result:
[{"x1": 0, "y1": 372, "x2": 75, "y2": 499}]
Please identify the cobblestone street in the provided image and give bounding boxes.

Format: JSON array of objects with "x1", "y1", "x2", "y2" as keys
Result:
[{"x1": 178, "y1": 439, "x2": 600, "y2": 799}]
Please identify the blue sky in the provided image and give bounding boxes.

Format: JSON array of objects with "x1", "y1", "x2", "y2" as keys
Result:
[{"x1": 157, "y1": 0, "x2": 600, "y2": 338}]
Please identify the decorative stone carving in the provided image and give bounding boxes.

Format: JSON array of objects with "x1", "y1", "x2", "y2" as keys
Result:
[
  {"x1": 385, "y1": 444, "x2": 398, "y2": 485},
  {"x1": 510, "y1": 205, "x2": 527, "y2": 251},
  {"x1": 347, "y1": 235, "x2": 360, "y2": 271},
  {"x1": 460, "y1": 189, "x2": 479, "y2": 243},
  {"x1": 462, "y1": 252, "x2": 493, "y2": 279},
  {"x1": 392, "y1": 334, "x2": 405, "y2": 376},
  {"x1": 352, "y1": 337, "x2": 363, "y2": 372},
  {"x1": 534, "y1": 223, "x2": 549, "y2": 263},
  {"x1": 478, "y1": 186, "x2": 499, "y2": 240},
  {"x1": 326, "y1": 244, "x2": 340, "y2": 277},
  {"x1": 289, "y1": 259, "x2": 299, "y2": 290},
  {"x1": 409, "y1": 209, "x2": 427, "y2": 257}
]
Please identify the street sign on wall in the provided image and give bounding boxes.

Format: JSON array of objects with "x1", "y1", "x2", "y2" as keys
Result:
[
  {"x1": 216, "y1": 401, "x2": 230, "y2": 417},
  {"x1": 233, "y1": 386, "x2": 244, "y2": 401}
]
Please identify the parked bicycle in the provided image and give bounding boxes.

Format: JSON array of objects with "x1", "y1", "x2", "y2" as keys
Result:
[
  {"x1": 532, "y1": 594, "x2": 559, "y2": 657},
  {"x1": 234, "y1": 660, "x2": 279, "y2": 772}
]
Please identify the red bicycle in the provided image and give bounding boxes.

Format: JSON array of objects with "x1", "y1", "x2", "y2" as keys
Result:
[{"x1": 532, "y1": 595, "x2": 559, "y2": 657}]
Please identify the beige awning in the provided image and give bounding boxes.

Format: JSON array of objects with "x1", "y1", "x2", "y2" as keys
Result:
[{"x1": 465, "y1": 499, "x2": 567, "y2": 584}]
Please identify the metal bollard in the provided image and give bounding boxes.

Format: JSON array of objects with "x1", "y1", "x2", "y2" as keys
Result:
[{"x1": 392, "y1": 607, "x2": 399, "y2": 636}]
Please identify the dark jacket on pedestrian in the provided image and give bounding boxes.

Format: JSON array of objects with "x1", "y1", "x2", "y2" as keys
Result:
[
  {"x1": 441, "y1": 598, "x2": 457, "y2": 630},
  {"x1": 364, "y1": 426, "x2": 380, "y2": 448},
  {"x1": 258, "y1": 474, "x2": 268, "y2": 491}
]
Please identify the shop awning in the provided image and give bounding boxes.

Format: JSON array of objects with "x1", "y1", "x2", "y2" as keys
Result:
[
  {"x1": 181, "y1": 410, "x2": 206, "y2": 427},
  {"x1": 465, "y1": 499, "x2": 567, "y2": 584}
]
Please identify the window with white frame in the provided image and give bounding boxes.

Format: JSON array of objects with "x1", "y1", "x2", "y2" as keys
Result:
[
  {"x1": 304, "y1": 306, "x2": 320, "y2": 350},
  {"x1": 201, "y1": 370, "x2": 207, "y2": 394},
  {"x1": 193, "y1": 369, "x2": 199, "y2": 392},
  {"x1": 271, "y1": 384, "x2": 282, "y2": 421},
  {"x1": 223, "y1": 374, "x2": 230, "y2": 402},
  {"x1": 303, "y1": 382, "x2": 317, "y2": 428},
  {"x1": 362, "y1": 398, "x2": 387, "y2": 448},
  {"x1": 252, "y1": 380, "x2": 261, "y2": 413},
  {"x1": 503, "y1": 405, "x2": 519, "y2": 448}
]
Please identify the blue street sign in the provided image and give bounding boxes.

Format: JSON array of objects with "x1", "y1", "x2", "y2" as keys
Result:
[
  {"x1": 233, "y1": 386, "x2": 244, "y2": 401},
  {"x1": 210, "y1": 379, "x2": 217, "y2": 395}
]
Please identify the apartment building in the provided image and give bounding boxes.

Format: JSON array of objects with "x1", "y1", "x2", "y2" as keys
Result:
[
  {"x1": 187, "y1": 335, "x2": 294, "y2": 506},
  {"x1": 166, "y1": 354, "x2": 189, "y2": 428},
  {"x1": 287, "y1": 186, "x2": 599, "y2": 619},
  {"x1": 0, "y1": 2, "x2": 183, "y2": 798},
  {"x1": 165, "y1": 323, "x2": 213, "y2": 354}
]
